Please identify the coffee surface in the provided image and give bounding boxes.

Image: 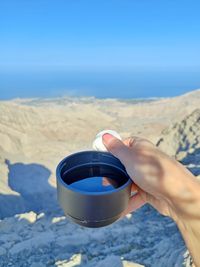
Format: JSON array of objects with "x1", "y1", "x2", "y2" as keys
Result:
[{"x1": 70, "y1": 176, "x2": 120, "y2": 192}]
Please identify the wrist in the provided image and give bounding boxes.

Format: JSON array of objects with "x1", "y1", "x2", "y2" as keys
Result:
[
  {"x1": 161, "y1": 162, "x2": 200, "y2": 266},
  {"x1": 168, "y1": 171, "x2": 200, "y2": 223},
  {"x1": 175, "y1": 201, "x2": 200, "y2": 267}
]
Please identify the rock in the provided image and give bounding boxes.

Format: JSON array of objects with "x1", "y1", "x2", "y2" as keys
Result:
[
  {"x1": 9, "y1": 231, "x2": 55, "y2": 255},
  {"x1": 55, "y1": 234, "x2": 89, "y2": 251},
  {"x1": 52, "y1": 216, "x2": 66, "y2": 224},
  {"x1": 157, "y1": 109, "x2": 200, "y2": 177},
  {"x1": 92, "y1": 256, "x2": 145, "y2": 267},
  {"x1": 30, "y1": 263, "x2": 46, "y2": 267},
  {"x1": 157, "y1": 109, "x2": 200, "y2": 160},
  {"x1": 55, "y1": 254, "x2": 81, "y2": 267},
  {"x1": 95, "y1": 256, "x2": 123, "y2": 267},
  {"x1": 2, "y1": 241, "x2": 15, "y2": 250},
  {"x1": 37, "y1": 213, "x2": 45, "y2": 220},
  {"x1": 123, "y1": 261, "x2": 145, "y2": 267},
  {"x1": 16, "y1": 211, "x2": 37, "y2": 224},
  {"x1": 0, "y1": 247, "x2": 6, "y2": 256},
  {"x1": 0, "y1": 217, "x2": 16, "y2": 233}
]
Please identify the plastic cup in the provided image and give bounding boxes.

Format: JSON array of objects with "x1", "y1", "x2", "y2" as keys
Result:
[{"x1": 56, "y1": 151, "x2": 132, "y2": 227}]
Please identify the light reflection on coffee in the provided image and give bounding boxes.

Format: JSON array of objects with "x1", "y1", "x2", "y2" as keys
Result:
[{"x1": 70, "y1": 176, "x2": 120, "y2": 192}]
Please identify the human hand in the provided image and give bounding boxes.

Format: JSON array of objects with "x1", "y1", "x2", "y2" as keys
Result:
[
  {"x1": 102, "y1": 134, "x2": 200, "y2": 222},
  {"x1": 103, "y1": 133, "x2": 200, "y2": 267}
]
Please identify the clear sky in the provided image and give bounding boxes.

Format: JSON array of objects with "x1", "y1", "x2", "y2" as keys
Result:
[{"x1": 0, "y1": 0, "x2": 200, "y2": 98}]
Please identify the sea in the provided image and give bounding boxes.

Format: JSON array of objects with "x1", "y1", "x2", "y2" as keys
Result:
[{"x1": 0, "y1": 68, "x2": 200, "y2": 99}]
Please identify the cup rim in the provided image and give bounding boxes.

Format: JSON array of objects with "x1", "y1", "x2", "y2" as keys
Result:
[{"x1": 56, "y1": 150, "x2": 132, "y2": 196}]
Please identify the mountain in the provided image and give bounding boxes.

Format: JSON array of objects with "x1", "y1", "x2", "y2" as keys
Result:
[
  {"x1": 0, "y1": 89, "x2": 199, "y2": 267},
  {"x1": 157, "y1": 109, "x2": 200, "y2": 177}
]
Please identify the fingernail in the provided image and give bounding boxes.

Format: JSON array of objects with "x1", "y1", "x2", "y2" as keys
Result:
[{"x1": 102, "y1": 133, "x2": 114, "y2": 143}]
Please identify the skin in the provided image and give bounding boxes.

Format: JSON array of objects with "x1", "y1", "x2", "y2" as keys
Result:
[{"x1": 102, "y1": 133, "x2": 200, "y2": 267}]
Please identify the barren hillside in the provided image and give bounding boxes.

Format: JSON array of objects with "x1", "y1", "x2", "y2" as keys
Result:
[{"x1": 0, "y1": 89, "x2": 199, "y2": 267}]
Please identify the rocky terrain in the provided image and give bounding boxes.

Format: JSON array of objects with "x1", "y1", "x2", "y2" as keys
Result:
[
  {"x1": 0, "y1": 89, "x2": 200, "y2": 267},
  {"x1": 158, "y1": 108, "x2": 200, "y2": 177}
]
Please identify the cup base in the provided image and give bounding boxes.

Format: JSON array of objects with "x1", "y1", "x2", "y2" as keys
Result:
[{"x1": 67, "y1": 213, "x2": 121, "y2": 228}]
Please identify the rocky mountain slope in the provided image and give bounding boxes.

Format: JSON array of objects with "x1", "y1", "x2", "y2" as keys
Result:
[
  {"x1": 158, "y1": 108, "x2": 200, "y2": 177},
  {"x1": 0, "y1": 89, "x2": 199, "y2": 267}
]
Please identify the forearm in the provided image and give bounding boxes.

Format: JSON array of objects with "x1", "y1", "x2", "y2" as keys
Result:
[
  {"x1": 177, "y1": 218, "x2": 200, "y2": 267},
  {"x1": 171, "y1": 174, "x2": 200, "y2": 267}
]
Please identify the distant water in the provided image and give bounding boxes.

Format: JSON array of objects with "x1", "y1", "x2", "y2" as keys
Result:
[{"x1": 0, "y1": 69, "x2": 200, "y2": 99}]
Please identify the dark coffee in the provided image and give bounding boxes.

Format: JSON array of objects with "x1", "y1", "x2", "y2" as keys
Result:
[
  {"x1": 62, "y1": 164, "x2": 128, "y2": 193},
  {"x1": 70, "y1": 176, "x2": 119, "y2": 192}
]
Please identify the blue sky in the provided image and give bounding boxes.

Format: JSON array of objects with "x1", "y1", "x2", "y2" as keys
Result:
[{"x1": 0, "y1": 0, "x2": 200, "y2": 98}]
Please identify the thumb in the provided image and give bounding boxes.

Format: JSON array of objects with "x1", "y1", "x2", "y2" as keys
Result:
[{"x1": 102, "y1": 133, "x2": 131, "y2": 166}]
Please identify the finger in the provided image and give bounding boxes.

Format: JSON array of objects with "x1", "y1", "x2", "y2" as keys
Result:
[
  {"x1": 131, "y1": 183, "x2": 139, "y2": 192},
  {"x1": 102, "y1": 133, "x2": 132, "y2": 166},
  {"x1": 120, "y1": 192, "x2": 146, "y2": 217},
  {"x1": 123, "y1": 136, "x2": 140, "y2": 147},
  {"x1": 123, "y1": 136, "x2": 154, "y2": 148},
  {"x1": 123, "y1": 137, "x2": 134, "y2": 147}
]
